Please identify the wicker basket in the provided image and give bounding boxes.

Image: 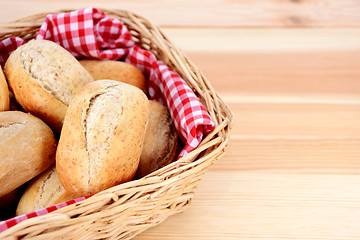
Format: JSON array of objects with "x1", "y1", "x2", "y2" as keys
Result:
[{"x1": 0, "y1": 9, "x2": 233, "y2": 239}]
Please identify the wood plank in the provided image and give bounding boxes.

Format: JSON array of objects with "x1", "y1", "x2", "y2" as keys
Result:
[
  {"x1": 0, "y1": 0, "x2": 360, "y2": 27},
  {"x1": 161, "y1": 29, "x2": 360, "y2": 102},
  {"x1": 218, "y1": 137, "x2": 360, "y2": 174},
  {"x1": 162, "y1": 29, "x2": 360, "y2": 102},
  {"x1": 136, "y1": 172, "x2": 360, "y2": 239},
  {"x1": 209, "y1": 102, "x2": 360, "y2": 173},
  {"x1": 229, "y1": 103, "x2": 360, "y2": 137},
  {"x1": 185, "y1": 51, "x2": 360, "y2": 102},
  {"x1": 162, "y1": 28, "x2": 360, "y2": 53}
]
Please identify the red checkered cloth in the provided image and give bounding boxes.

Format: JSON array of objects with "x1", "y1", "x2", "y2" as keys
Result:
[
  {"x1": 0, "y1": 196, "x2": 90, "y2": 233},
  {"x1": 0, "y1": 8, "x2": 215, "y2": 233}
]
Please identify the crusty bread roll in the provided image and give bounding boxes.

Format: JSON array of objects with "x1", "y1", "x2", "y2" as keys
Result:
[
  {"x1": 0, "y1": 111, "x2": 57, "y2": 198},
  {"x1": 4, "y1": 40, "x2": 94, "y2": 133},
  {"x1": 16, "y1": 165, "x2": 74, "y2": 216},
  {"x1": 79, "y1": 60, "x2": 147, "y2": 94},
  {"x1": 0, "y1": 66, "x2": 10, "y2": 111},
  {"x1": 135, "y1": 100, "x2": 179, "y2": 178},
  {"x1": 56, "y1": 80, "x2": 150, "y2": 197}
]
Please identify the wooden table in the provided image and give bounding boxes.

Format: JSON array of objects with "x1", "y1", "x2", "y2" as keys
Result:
[{"x1": 1, "y1": 1, "x2": 360, "y2": 239}]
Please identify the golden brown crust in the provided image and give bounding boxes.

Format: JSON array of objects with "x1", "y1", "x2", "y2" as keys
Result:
[
  {"x1": 135, "y1": 100, "x2": 179, "y2": 178},
  {"x1": 16, "y1": 165, "x2": 74, "y2": 216},
  {"x1": 4, "y1": 40, "x2": 94, "y2": 133},
  {"x1": 56, "y1": 80, "x2": 150, "y2": 197},
  {"x1": 0, "y1": 66, "x2": 10, "y2": 111},
  {"x1": 0, "y1": 111, "x2": 57, "y2": 198},
  {"x1": 80, "y1": 60, "x2": 147, "y2": 94}
]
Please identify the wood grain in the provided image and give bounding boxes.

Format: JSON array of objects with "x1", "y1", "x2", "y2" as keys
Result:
[
  {"x1": 222, "y1": 136, "x2": 360, "y2": 174},
  {"x1": 230, "y1": 103, "x2": 360, "y2": 137},
  {"x1": 185, "y1": 51, "x2": 360, "y2": 101},
  {"x1": 159, "y1": 29, "x2": 360, "y2": 102},
  {"x1": 136, "y1": 172, "x2": 360, "y2": 240},
  {"x1": 213, "y1": 103, "x2": 360, "y2": 174},
  {"x1": 0, "y1": 0, "x2": 360, "y2": 27},
  {"x1": 162, "y1": 28, "x2": 360, "y2": 53}
]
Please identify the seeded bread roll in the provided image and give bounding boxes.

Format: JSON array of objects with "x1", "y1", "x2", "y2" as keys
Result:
[
  {"x1": 135, "y1": 100, "x2": 179, "y2": 178},
  {"x1": 0, "y1": 111, "x2": 57, "y2": 198},
  {"x1": 56, "y1": 80, "x2": 150, "y2": 197},
  {"x1": 0, "y1": 66, "x2": 10, "y2": 111},
  {"x1": 16, "y1": 165, "x2": 74, "y2": 216},
  {"x1": 79, "y1": 60, "x2": 147, "y2": 94},
  {"x1": 4, "y1": 40, "x2": 94, "y2": 133}
]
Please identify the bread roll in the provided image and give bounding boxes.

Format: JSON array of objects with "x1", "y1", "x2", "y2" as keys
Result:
[
  {"x1": 4, "y1": 40, "x2": 94, "y2": 133},
  {"x1": 0, "y1": 111, "x2": 57, "y2": 198},
  {"x1": 16, "y1": 165, "x2": 74, "y2": 216},
  {"x1": 0, "y1": 66, "x2": 10, "y2": 111},
  {"x1": 56, "y1": 80, "x2": 150, "y2": 197},
  {"x1": 80, "y1": 60, "x2": 147, "y2": 94},
  {"x1": 135, "y1": 100, "x2": 179, "y2": 178}
]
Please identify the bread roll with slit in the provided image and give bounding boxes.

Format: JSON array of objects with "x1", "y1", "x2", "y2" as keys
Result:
[
  {"x1": 79, "y1": 60, "x2": 147, "y2": 94},
  {"x1": 0, "y1": 111, "x2": 57, "y2": 198},
  {"x1": 16, "y1": 165, "x2": 74, "y2": 216},
  {"x1": 4, "y1": 40, "x2": 94, "y2": 133},
  {"x1": 0, "y1": 66, "x2": 10, "y2": 111},
  {"x1": 56, "y1": 80, "x2": 150, "y2": 197},
  {"x1": 135, "y1": 100, "x2": 179, "y2": 178}
]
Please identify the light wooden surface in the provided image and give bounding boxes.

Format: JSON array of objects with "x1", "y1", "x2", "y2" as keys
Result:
[{"x1": 1, "y1": 1, "x2": 360, "y2": 239}]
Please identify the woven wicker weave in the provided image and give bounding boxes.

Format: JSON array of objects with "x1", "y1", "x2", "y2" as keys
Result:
[{"x1": 0, "y1": 9, "x2": 233, "y2": 239}]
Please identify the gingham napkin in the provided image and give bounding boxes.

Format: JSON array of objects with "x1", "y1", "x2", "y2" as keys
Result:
[{"x1": 0, "y1": 8, "x2": 215, "y2": 232}]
